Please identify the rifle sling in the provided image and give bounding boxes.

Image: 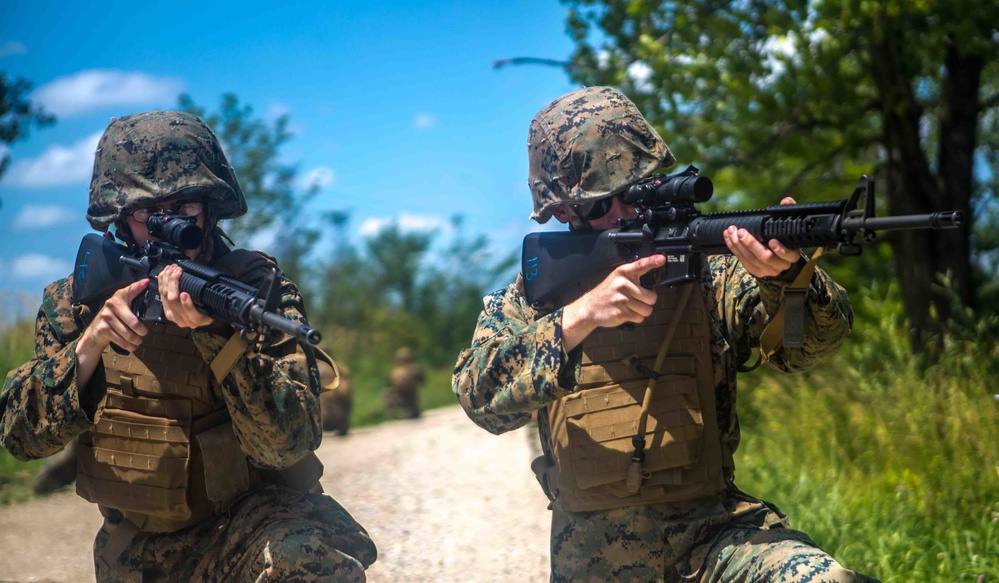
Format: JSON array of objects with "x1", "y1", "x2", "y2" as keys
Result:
[
  {"x1": 207, "y1": 248, "x2": 273, "y2": 384},
  {"x1": 751, "y1": 247, "x2": 826, "y2": 370},
  {"x1": 625, "y1": 283, "x2": 694, "y2": 493}
]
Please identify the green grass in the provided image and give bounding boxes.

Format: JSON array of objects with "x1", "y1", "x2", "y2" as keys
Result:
[
  {"x1": 734, "y1": 283, "x2": 999, "y2": 582},
  {"x1": 334, "y1": 358, "x2": 460, "y2": 428},
  {"x1": 0, "y1": 311, "x2": 40, "y2": 505},
  {"x1": 0, "y1": 454, "x2": 43, "y2": 505}
]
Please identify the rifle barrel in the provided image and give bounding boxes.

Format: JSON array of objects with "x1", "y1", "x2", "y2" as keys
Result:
[
  {"x1": 841, "y1": 211, "x2": 963, "y2": 232},
  {"x1": 253, "y1": 307, "x2": 322, "y2": 345}
]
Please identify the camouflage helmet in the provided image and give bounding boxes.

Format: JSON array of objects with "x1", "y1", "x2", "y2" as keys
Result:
[
  {"x1": 528, "y1": 86, "x2": 675, "y2": 224},
  {"x1": 86, "y1": 110, "x2": 247, "y2": 231}
]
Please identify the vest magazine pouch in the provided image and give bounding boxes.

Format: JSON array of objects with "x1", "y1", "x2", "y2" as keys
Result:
[
  {"x1": 559, "y1": 375, "x2": 704, "y2": 492},
  {"x1": 195, "y1": 421, "x2": 250, "y2": 511},
  {"x1": 545, "y1": 285, "x2": 728, "y2": 512},
  {"x1": 76, "y1": 408, "x2": 193, "y2": 522},
  {"x1": 78, "y1": 326, "x2": 240, "y2": 531}
]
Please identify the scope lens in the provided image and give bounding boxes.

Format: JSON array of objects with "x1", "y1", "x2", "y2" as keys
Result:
[
  {"x1": 671, "y1": 175, "x2": 713, "y2": 203},
  {"x1": 146, "y1": 213, "x2": 204, "y2": 250}
]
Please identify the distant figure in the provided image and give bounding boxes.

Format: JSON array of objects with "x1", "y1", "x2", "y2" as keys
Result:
[
  {"x1": 31, "y1": 436, "x2": 78, "y2": 494},
  {"x1": 321, "y1": 362, "x2": 353, "y2": 435},
  {"x1": 384, "y1": 347, "x2": 425, "y2": 419}
]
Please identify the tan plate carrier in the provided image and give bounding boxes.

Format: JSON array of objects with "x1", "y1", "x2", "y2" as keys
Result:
[
  {"x1": 538, "y1": 283, "x2": 730, "y2": 512},
  {"x1": 76, "y1": 322, "x2": 259, "y2": 533}
]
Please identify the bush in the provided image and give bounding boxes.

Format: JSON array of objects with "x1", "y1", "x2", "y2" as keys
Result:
[{"x1": 736, "y1": 283, "x2": 999, "y2": 582}]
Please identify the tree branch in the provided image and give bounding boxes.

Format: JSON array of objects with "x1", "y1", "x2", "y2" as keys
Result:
[{"x1": 492, "y1": 57, "x2": 572, "y2": 70}]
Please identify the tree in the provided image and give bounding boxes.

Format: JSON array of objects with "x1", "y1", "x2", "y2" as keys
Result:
[
  {"x1": 561, "y1": 0, "x2": 998, "y2": 350},
  {"x1": 311, "y1": 215, "x2": 516, "y2": 367},
  {"x1": 178, "y1": 93, "x2": 321, "y2": 288},
  {"x1": 178, "y1": 94, "x2": 316, "y2": 241},
  {"x1": 0, "y1": 72, "x2": 55, "y2": 207}
]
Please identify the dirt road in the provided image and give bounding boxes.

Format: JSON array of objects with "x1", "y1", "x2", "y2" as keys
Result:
[{"x1": 0, "y1": 406, "x2": 551, "y2": 582}]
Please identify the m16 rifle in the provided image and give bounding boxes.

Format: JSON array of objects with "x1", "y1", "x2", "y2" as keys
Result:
[
  {"x1": 72, "y1": 212, "x2": 321, "y2": 348},
  {"x1": 522, "y1": 166, "x2": 962, "y2": 344}
]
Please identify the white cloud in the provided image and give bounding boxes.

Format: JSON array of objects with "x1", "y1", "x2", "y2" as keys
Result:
[
  {"x1": 358, "y1": 213, "x2": 449, "y2": 237},
  {"x1": 413, "y1": 113, "x2": 437, "y2": 129},
  {"x1": 4, "y1": 130, "x2": 102, "y2": 187},
  {"x1": 627, "y1": 61, "x2": 655, "y2": 94},
  {"x1": 301, "y1": 166, "x2": 336, "y2": 191},
  {"x1": 0, "y1": 40, "x2": 27, "y2": 58},
  {"x1": 33, "y1": 70, "x2": 185, "y2": 117},
  {"x1": 597, "y1": 49, "x2": 611, "y2": 71},
  {"x1": 12, "y1": 254, "x2": 73, "y2": 280},
  {"x1": 268, "y1": 102, "x2": 292, "y2": 119},
  {"x1": 267, "y1": 101, "x2": 305, "y2": 135},
  {"x1": 12, "y1": 204, "x2": 79, "y2": 229}
]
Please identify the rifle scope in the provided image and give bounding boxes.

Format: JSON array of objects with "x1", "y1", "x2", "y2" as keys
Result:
[
  {"x1": 623, "y1": 165, "x2": 714, "y2": 206},
  {"x1": 146, "y1": 212, "x2": 204, "y2": 251}
]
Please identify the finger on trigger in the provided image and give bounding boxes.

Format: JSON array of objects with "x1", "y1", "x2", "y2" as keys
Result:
[
  {"x1": 124, "y1": 278, "x2": 150, "y2": 301},
  {"x1": 627, "y1": 254, "x2": 666, "y2": 277}
]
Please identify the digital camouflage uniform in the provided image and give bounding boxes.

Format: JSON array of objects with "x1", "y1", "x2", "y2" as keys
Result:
[
  {"x1": 384, "y1": 347, "x2": 425, "y2": 420},
  {"x1": 452, "y1": 87, "x2": 878, "y2": 583},
  {"x1": 0, "y1": 111, "x2": 376, "y2": 582}
]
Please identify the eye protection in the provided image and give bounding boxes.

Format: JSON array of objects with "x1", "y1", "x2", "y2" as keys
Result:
[
  {"x1": 129, "y1": 201, "x2": 203, "y2": 223},
  {"x1": 577, "y1": 192, "x2": 625, "y2": 222}
]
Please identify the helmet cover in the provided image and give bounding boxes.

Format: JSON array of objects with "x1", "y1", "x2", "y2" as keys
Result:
[
  {"x1": 86, "y1": 110, "x2": 247, "y2": 231},
  {"x1": 527, "y1": 86, "x2": 674, "y2": 223}
]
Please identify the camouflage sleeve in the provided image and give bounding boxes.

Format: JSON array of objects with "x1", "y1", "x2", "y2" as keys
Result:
[
  {"x1": 189, "y1": 270, "x2": 323, "y2": 471},
  {"x1": 452, "y1": 275, "x2": 579, "y2": 435},
  {"x1": 709, "y1": 254, "x2": 853, "y2": 372},
  {"x1": 0, "y1": 279, "x2": 101, "y2": 461}
]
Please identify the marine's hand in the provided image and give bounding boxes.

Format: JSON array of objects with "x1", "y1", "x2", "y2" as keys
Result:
[
  {"x1": 561, "y1": 254, "x2": 666, "y2": 352},
  {"x1": 79, "y1": 278, "x2": 151, "y2": 355},
  {"x1": 723, "y1": 196, "x2": 802, "y2": 278},
  {"x1": 157, "y1": 264, "x2": 214, "y2": 329}
]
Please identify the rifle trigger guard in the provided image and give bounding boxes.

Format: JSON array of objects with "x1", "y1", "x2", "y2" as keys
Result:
[{"x1": 640, "y1": 267, "x2": 663, "y2": 289}]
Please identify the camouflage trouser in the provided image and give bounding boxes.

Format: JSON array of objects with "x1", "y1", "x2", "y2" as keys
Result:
[
  {"x1": 94, "y1": 484, "x2": 377, "y2": 582},
  {"x1": 549, "y1": 489, "x2": 880, "y2": 583}
]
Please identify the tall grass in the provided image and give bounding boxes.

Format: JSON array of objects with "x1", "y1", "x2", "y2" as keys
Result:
[
  {"x1": 0, "y1": 306, "x2": 43, "y2": 504},
  {"x1": 736, "y1": 283, "x2": 999, "y2": 582}
]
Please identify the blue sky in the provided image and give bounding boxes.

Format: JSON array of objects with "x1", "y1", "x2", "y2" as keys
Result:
[{"x1": 0, "y1": 0, "x2": 580, "y2": 318}]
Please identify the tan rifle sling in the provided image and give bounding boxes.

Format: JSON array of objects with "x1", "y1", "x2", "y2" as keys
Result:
[{"x1": 743, "y1": 247, "x2": 826, "y2": 371}]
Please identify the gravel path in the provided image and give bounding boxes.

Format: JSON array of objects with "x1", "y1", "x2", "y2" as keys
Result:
[{"x1": 0, "y1": 405, "x2": 551, "y2": 582}]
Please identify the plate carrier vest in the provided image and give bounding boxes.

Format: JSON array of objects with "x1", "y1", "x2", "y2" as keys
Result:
[
  {"x1": 538, "y1": 283, "x2": 731, "y2": 512},
  {"x1": 76, "y1": 322, "x2": 257, "y2": 533}
]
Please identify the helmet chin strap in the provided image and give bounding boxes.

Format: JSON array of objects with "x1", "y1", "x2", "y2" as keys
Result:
[
  {"x1": 113, "y1": 221, "x2": 136, "y2": 247},
  {"x1": 565, "y1": 204, "x2": 593, "y2": 231}
]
